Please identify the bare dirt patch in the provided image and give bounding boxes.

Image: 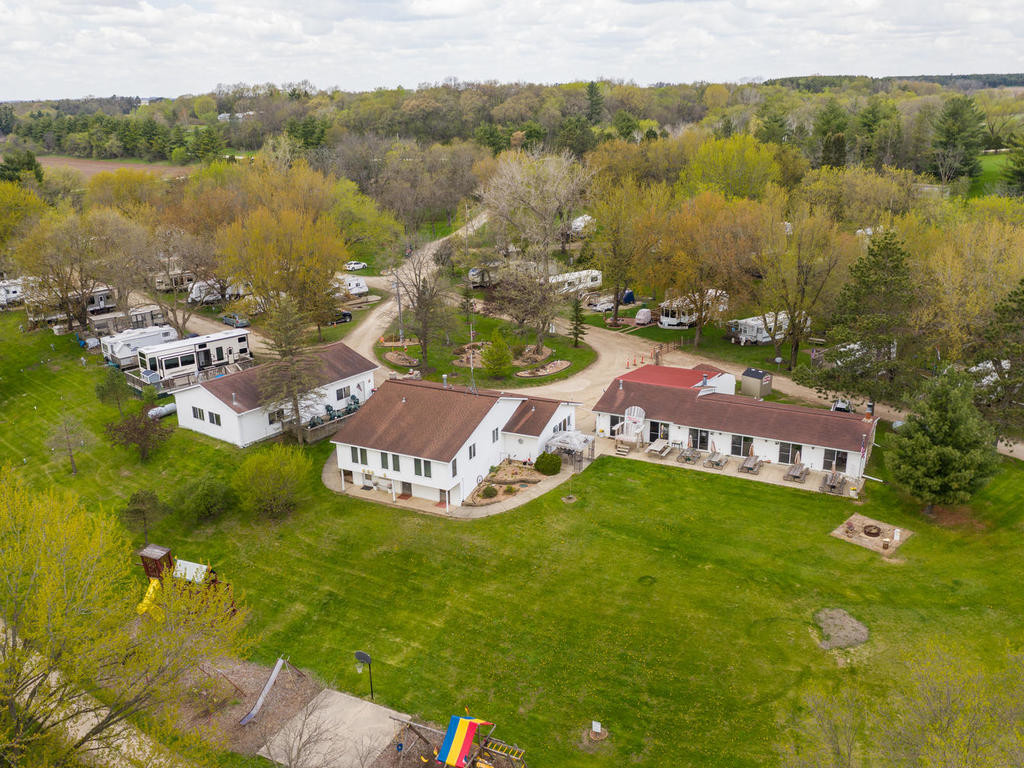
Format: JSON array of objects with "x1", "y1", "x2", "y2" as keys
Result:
[
  {"x1": 814, "y1": 608, "x2": 869, "y2": 650},
  {"x1": 930, "y1": 505, "x2": 989, "y2": 531},
  {"x1": 37, "y1": 156, "x2": 195, "y2": 180},
  {"x1": 172, "y1": 658, "x2": 322, "y2": 755}
]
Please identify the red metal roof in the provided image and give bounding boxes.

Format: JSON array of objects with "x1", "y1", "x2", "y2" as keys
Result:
[{"x1": 617, "y1": 365, "x2": 715, "y2": 390}]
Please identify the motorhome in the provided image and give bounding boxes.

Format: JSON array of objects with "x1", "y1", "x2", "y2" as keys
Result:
[
  {"x1": 136, "y1": 329, "x2": 253, "y2": 382},
  {"x1": 658, "y1": 290, "x2": 729, "y2": 329},
  {"x1": 89, "y1": 304, "x2": 167, "y2": 335},
  {"x1": 101, "y1": 326, "x2": 180, "y2": 368},
  {"x1": 725, "y1": 312, "x2": 808, "y2": 346},
  {"x1": 549, "y1": 269, "x2": 602, "y2": 295}
]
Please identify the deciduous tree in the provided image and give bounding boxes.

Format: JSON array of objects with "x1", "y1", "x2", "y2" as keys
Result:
[
  {"x1": 45, "y1": 415, "x2": 91, "y2": 475},
  {"x1": 259, "y1": 297, "x2": 324, "y2": 443}
]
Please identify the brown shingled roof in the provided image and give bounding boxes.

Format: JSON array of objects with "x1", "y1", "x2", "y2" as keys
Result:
[
  {"x1": 503, "y1": 399, "x2": 559, "y2": 436},
  {"x1": 199, "y1": 341, "x2": 377, "y2": 414},
  {"x1": 330, "y1": 379, "x2": 502, "y2": 462},
  {"x1": 594, "y1": 380, "x2": 872, "y2": 451}
]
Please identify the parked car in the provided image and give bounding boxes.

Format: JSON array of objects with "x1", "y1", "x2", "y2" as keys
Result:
[
  {"x1": 220, "y1": 313, "x2": 251, "y2": 328},
  {"x1": 345, "y1": 261, "x2": 368, "y2": 271},
  {"x1": 328, "y1": 310, "x2": 353, "y2": 325}
]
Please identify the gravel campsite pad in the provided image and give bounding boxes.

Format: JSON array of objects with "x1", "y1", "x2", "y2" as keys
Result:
[{"x1": 814, "y1": 608, "x2": 869, "y2": 650}]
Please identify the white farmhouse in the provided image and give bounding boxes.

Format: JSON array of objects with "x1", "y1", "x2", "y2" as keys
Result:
[
  {"x1": 173, "y1": 341, "x2": 377, "y2": 448},
  {"x1": 593, "y1": 364, "x2": 875, "y2": 478},
  {"x1": 331, "y1": 379, "x2": 578, "y2": 508}
]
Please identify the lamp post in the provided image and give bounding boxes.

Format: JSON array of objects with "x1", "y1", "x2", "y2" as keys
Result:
[{"x1": 354, "y1": 651, "x2": 374, "y2": 700}]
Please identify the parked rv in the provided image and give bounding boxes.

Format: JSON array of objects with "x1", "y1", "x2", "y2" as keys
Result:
[
  {"x1": 337, "y1": 276, "x2": 369, "y2": 297},
  {"x1": 101, "y1": 326, "x2": 180, "y2": 368},
  {"x1": 0, "y1": 279, "x2": 25, "y2": 308},
  {"x1": 136, "y1": 329, "x2": 253, "y2": 382},
  {"x1": 549, "y1": 269, "x2": 602, "y2": 295},
  {"x1": 187, "y1": 280, "x2": 248, "y2": 305},
  {"x1": 725, "y1": 312, "x2": 808, "y2": 346},
  {"x1": 89, "y1": 304, "x2": 167, "y2": 336},
  {"x1": 26, "y1": 284, "x2": 117, "y2": 326},
  {"x1": 658, "y1": 290, "x2": 729, "y2": 329}
]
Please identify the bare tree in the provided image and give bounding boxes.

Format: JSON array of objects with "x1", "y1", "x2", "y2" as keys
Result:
[
  {"x1": 389, "y1": 248, "x2": 455, "y2": 374},
  {"x1": 259, "y1": 691, "x2": 348, "y2": 768},
  {"x1": 45, "y1": 415, "x2": 91, "y2": 475},
  {"x1": 138, "y1": 226, "x2": 219, "y2": 337}
]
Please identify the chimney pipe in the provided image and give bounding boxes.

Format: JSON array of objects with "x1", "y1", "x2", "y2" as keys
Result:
[
  {"x1": 231, "y1": 392, "x2": 237, "y2": 405},
  {"x1": 442, "y1": 373, "x2": 448, "y2": 389},
  {"x1": 618, "y1": 379, "x2": 623, "y2": 390},
  {"x1": 701, "y1": 373, "x2": 708, "y2": 386},
  {"x1": 401, "y1": 396, "x2": 406, "y2": 404}
]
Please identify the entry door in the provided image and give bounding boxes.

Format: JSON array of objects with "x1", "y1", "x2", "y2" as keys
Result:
[
  {"x1": 649, "y1": 421, "x2": 668, "y2": 441},
  {"x1": 401, "y1": 481, "x2": 412, "y2": 495},
  {"x1": 199, "y1": 350, "x2": 212, "y2": 369}
]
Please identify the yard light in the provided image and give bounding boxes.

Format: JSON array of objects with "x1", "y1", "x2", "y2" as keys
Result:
[{"x1": 355, "y1": 651, "x2": 374, "y2": 700}]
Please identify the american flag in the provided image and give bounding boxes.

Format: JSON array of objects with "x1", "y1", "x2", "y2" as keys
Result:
[{"x1": 860, "y1": 434, "x2": 867, "y2": 461}]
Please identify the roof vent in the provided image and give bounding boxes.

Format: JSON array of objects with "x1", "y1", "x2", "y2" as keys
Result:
[
  {"x1": 618, "y1": 379, "x2": 623, "y2": 390},
  {"x1": 701, "y1": 373, "x2": 708, "y2": 386},
  {"x1": 231, "y1": 392, "x2": 237, "y2": 404},
  {"x1": 442, "y1": 373, "x2": 448, "y2": 389},
  {"x1": 531, "y1": 406, "x2": 536, "y2": 412},
  {"x1": 401, "y1": 396, "x2": 406, "y2": 404}
]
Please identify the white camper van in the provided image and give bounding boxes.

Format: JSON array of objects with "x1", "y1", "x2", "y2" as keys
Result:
[
  {"x1": 101, "y1": 326, "x2": 180, "y2": 368},
  {"x1": 658, "y1": 290, "x2": 729, "y2": 329},
  {"x1": 726, "y1": 312, "x2": 808, "y2": 346},
  {"x1": 136, "y1": 329, "x2": 253, "y2": 382},
  {"x1": 336, "y1": 276, "x2": 369, "y2": 297}
]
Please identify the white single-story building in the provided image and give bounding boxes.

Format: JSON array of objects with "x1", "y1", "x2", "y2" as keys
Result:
[
  {"x1": 331, "y1": 379, "x2": 578, "y2": 507},
  {"x1": 173, "y1": 341, "x2": 377, "y2": 448},
  {"x1": 593, "y1": 364, "x2": 876, "y2": 478}
]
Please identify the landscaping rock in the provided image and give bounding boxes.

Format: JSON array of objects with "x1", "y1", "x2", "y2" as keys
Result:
[{"x1": 814, "y1": 608, "x2": 868, "y2": 650}]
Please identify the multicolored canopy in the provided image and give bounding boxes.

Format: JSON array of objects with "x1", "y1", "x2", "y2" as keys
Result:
[{"x1": 437, "y1": 716, "x2": 492, "y2": 767}]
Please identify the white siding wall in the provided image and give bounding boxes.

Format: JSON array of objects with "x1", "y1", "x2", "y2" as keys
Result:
[
  {"x1": 594, "y1": 410, "x2": 869, "y2": 477},
  {"x1": 175, "y1": 370, "x2": 377, "y2": 449},
  {"x1": 503, "y1": 435, "x2": 539, "y2": 462},
  {"x1": 174, "y1": 388, "x2": 245, "y2": 446},
  {"x1": 535, "y1": 402, "x2": 577, "y2": 454}
]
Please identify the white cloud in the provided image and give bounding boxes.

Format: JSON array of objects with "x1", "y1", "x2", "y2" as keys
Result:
[{"x1": 0, "y1": 0, "x2": 1023, "y2": 100}]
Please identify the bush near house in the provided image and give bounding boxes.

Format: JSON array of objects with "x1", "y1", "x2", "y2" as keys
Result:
[
  {"x1": 233, "y1": 445, "x2": 311, "y2": 518},
  {"x1": 481, "y1": 484, "x2": 498, "y2": 499},
  {"x1": 534, "y1": 452, "x2": 561, "y2": 476}
]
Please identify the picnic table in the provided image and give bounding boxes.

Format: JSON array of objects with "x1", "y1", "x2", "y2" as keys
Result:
[
  {"x1": 703, "y1": 451, "x2": 727, "y2": 469},
  {"x1": 784, "y1": 462, "x2": 809, "y2": 483},
  {"x1": 820, "y1": 471, "x2": 847, "y2": 494},
  {"x1": 646, "y1": 438, "x2": 672, "y2": 458},
  {"x1": 739, "y1": 455, "x2": 763, "y2": 474},
  {"x1": 677, "y1": 446, "x2": 701, "y2": 464}
]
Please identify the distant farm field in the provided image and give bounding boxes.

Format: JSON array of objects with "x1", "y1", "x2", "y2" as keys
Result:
[
  {"x1": 37, "y1": 155, "x2": 196, "y2": 179},
  {"x1": 968, "y1": 152, "x2": 1010, "y2": 197}
]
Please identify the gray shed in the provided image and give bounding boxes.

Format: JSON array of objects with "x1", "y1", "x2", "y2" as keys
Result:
[{"x1": 741, "y1": 367, "x2": 773, "y2": 398}]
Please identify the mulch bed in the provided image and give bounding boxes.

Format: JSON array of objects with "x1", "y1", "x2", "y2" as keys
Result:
[
  {"x1": 830, "y1": 513, "x2": 913, "y2": 555},
  {"x1": 515, "y1": 359, "x2": 570, "y2": 378},
  {"x1": 384, "y1": 350, "x2": 419, "y2": 367},
  {"x1": 171, "y1": 658, "x2": 322, "y2": 756}
]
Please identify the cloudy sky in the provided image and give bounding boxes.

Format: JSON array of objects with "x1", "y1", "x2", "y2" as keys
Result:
[{"x1": 2, "y1": 0, "x2": 1024, "y2": 100}]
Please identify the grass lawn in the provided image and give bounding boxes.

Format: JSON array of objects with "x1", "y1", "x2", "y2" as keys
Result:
[
  {"x1": 5, "y1": 311, "x2": 1024, "y2": 767},
  {"x1": 374, "y1": 313, "x2": 597, "y2": 390},
  {"x1": 630, "y1": 322, "x2": 815, "y2": 370},
  {"x1": 969, "y1": 153, "x2": 1009, "y2": 197}
]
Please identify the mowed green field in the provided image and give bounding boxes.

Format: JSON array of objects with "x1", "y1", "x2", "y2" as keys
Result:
[
  {"x1": 2, "y1": 312, "x2": 1024, "y2": 767},
  {"x1": 969, "y1": 153, "x2": 1010, "y2": 197}
]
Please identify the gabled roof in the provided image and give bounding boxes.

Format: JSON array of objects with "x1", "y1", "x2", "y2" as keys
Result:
[
  {"x1": 331, "y1": 379, "x2": 574, "y2": 462},
  {"x1": 198, "y1": 341, "x2": 377, "y2": 414},
  {"x1": 594, "y1": 379, "x2": 872, "y2": 452}
]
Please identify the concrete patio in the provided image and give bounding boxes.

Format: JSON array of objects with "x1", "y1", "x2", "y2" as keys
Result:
[{"x1": 593, "y1": 437, "x2": 864, "y2": 497}]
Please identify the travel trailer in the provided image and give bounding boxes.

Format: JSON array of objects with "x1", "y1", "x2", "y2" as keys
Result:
[
  {"x1": 725, "y1": 312, "x2": 808, "y2": 346},
  {"x1": 549, "y1": 269, "x2": 602, "y2": 295},
  {"x1": 25, "y1": 284, "x2": 117, "y2": 326},
  {"x1": 658, "y1": 290, "x2": 729, "y2": 329},
  {"x1": 89, "y1": 304, "x2": 167, "y2": 335},
  {"x1": 187, "y1": 280, "x2": 248, "y2": 304},
  {"x1": 101, "y1": 326, "x2": 180, "y2": 368},
  {"x1": 136, "y1": 329, "x2": 253, "y2": 382}
]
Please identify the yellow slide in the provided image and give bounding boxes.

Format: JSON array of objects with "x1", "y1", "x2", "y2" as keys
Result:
[{"x1": 136, "y1": 578, "x2": 165, "y2": 622}]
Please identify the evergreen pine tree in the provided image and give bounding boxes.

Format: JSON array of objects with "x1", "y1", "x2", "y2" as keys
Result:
[
  {"x1": 569, "y1": 296, "x2": 587, "y2": 348},
  {"x1": 481, "y1": 330, "x2": 514, "y2": 379},
  {"x1": 585, "y1": 81, "x2": 604, "y2": 125}
]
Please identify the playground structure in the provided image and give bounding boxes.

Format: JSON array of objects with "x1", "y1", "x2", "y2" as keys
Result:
[
  {"x1": 391, "y1": 714, "x2": 527, "y2": 768},
  {"x1": 136, "y1": 543, "x2": 233, "y2": 621}
]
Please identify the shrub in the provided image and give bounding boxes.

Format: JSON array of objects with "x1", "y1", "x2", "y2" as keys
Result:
[
  {"x1": 510, "y1": 342, "x2": 527, "y2": 359},
  {"x1": 481, "y1": 484, "x2": 498, "y2": 499},
  {"x1": 233, "y1": 444, "x2": 312, "y2": 518},
  {"x1": 504, "y1": 485, "x2": 517, "y2": 495},
  {"x1": 534, "y1": 452, "x2": 562, "y2": 476},
  {"x1": 481, "y1": 331, "x2": 514, "y2": 378},
  {"x1": 179, "y1": 476, "x2": 238, "y2": 523}
]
